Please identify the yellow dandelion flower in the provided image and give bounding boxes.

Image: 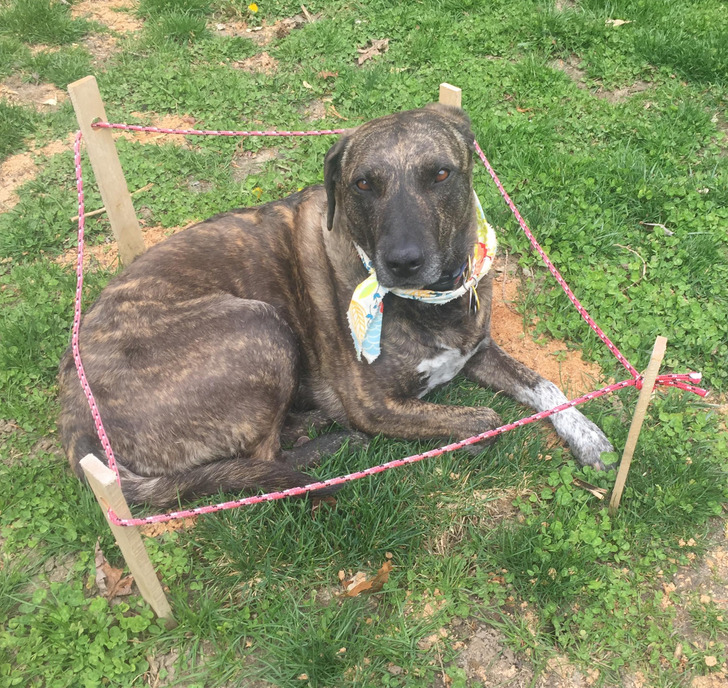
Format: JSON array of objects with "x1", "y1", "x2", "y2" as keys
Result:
[{"x1": 248, "y1": 3, "x2": 258, "y2": 12}]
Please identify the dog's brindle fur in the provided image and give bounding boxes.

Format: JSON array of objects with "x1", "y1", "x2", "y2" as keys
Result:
[{"x1": 58, "y1": 104, "x2": 613, "y2": 506}]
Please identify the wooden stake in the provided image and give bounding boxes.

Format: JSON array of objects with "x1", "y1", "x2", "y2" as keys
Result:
[
  {"x1": 439, "y1": 83, "x2": 462, "y2": 107},
  {"x1": 609, "y1": 336, "x2": 668, "y2": 515},
  {"x1": 80, "y1": 454, "x2": 176, "y2": 626},
  {"x1": 68, "y1": 76, "x2": 146, "y2": 266}
]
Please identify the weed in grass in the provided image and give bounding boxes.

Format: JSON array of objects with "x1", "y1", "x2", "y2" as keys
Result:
[
  {"x1": 25, "y1": 46, "x2": 94, "y2": 90},
  {"x1": 0, "y1": 581, "x2": 163, "y2": 688},
  {"x1": 0, "y1": 101, "x2": 36, "y2": 159},
  {"x1": 0, "y1": 36, "x2": 30, "y2": 80},
  {"x1": 144, "y1": 11, "x2": 211, "y2": 45},
  {"x1": 0, "y1": 0, "x2": 90, "y2": 46}
]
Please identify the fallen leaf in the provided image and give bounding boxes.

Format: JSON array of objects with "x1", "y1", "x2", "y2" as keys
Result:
[
  {"x1": 94, "y1": 540, "x2": 134, "y2": 600},
  {"x1": 606, "y1": 18, "x2": 632, "y2": 26},
  {"x1": 357, "y1": 38, "x2": 389, "y2": 66},
  {"x1": 705, "y1": 655, "x2": 718, "y2": 667},
  {"x1": 346, "y1": 560, "x2": 392, "y2": 596},
  {"x1": 302, "y1": 80, "x2": 313, "y2": 89},
  {"x1": 572, "y1": 478, "x2": 607, "y2": 499},
  {"x1": 326, "y1": 103, "x2": 348, "y2": 121},
  {"x1": 318, "y1": 70, "x2": 338, "y2": 79}
]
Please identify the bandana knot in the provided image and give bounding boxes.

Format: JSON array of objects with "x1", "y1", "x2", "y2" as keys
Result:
[{"x1": 347, "y1": 192, "x2": 497, "y2": 363}]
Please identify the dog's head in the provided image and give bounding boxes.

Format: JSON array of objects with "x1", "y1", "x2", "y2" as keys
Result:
[{"x1": 324, "y1": 104, "x2": 476, "y2": 289}]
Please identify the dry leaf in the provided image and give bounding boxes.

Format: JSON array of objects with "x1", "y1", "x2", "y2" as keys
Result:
[
  {"x1": 345, "y1": 561, "x2": 393, "y2": 596},
  {"x1": 302, "y1": 80, "x2": 313, "y2": 89},
  {"x1": 327, "y1": 104, "x2": 348, "y2": 121},
  {"x1": 357, "y1": 38, "x2": 389, "y2": 66},
  {"x1": 318, "y1": 70, "x2": 338, "y2": 79},
  {"x1": 94, "y1": 540, "x2": 134, "y2": 600},
  {"x1": 606, "y1": 18, "x2": 632, "y2": 27},
  {"x1": 572, "y1": 478, "x2": 607, "y2": 499}
]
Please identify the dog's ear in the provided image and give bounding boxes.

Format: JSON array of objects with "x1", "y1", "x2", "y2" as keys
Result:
[
  {"x1": 424, "y1": 103, "x2": 474, "y2": 149},
  {"x1": 324, "y1": 134, "x2": 349, "y2": 231}
]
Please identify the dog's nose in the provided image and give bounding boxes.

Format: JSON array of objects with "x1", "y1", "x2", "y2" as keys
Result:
[{"x1": 385, "y1": 245, "x2": 424, "y2": 278}]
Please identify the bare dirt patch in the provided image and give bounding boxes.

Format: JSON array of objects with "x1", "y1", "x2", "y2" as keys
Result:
[
  {"x1": 71, "y1": 0, "x2": 143, "y2": 35},
  {"x1": 231, "y1": 146, "x2": 280, "y2": 181},
  {"x1": 299, "y1": 98, "x2": 328, "y2": 122},
  {"x1": 56, "y1": 224, "x2": 190, "y2": 272},
  {"x1": 71, "y1": 0, "x2": 143, "y2": 64},
  {"x1": 0, "y1": 133, "x2": 75, "y2": 211},
  {"x1": 454, "y1": 625, "x2": 535, "y2": 686},
  {"x1": 0, "y1": 76, "x2": 66, "y2": 111},
  {"x1": 233, "y1": 51, "x2": 279, "y2": 75},
  {"x1": 116, "y1": 113, "x2": 198, "y2": 145},
  {"x1": 214, "y1": 12, "x2": 314, "y2": 46},
  {"x1": 550, "y1": 57, "x2": 651, "y2": 103},
  {"x1": 491, "y1": 259, "x2": 605, "y2": 398}
]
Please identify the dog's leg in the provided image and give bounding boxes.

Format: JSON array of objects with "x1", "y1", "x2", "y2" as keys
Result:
[
  {"x1": 280, "y1": 409, "x2": 335, "y2": 446},
  {"x1": 463, "y1": 340, "x2": 614, "y2": 469},
  {"x1": 282, "y1": 431, "x2": 368, "y2": 469}
]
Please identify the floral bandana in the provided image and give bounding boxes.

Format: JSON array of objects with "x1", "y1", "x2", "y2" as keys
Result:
[{"x1": 347, "y1": 191, "x2": 497, "y2": 363}]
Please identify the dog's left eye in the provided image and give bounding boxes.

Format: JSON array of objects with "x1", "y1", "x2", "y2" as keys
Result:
[
  {"x1": 355, "y1": 178, "x2": 371, "y2": 191},
  {"x1": 435, "y1": 169, "x2": 450, "y2": 183}
]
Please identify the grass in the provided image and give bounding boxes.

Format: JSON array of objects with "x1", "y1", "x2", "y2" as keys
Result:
[{"x1": 1, "y1": 0, "x2": 727, "y2": 686}]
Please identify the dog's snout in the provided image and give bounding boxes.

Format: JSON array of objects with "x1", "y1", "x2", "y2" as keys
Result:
[{"x1": 385, "y1": 244, "x2": 425, "y2": 278}]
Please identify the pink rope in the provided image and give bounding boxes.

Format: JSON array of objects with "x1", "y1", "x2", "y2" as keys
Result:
[
  {"x1": 70, "y1": 123, "x2": 708, "y2": 526},
  {"x1": 91, "y1": 121, "x2": 350, "y2": 138},
  {"x1": 109, "y1": 379, "x2": 636, "y2": 527}
]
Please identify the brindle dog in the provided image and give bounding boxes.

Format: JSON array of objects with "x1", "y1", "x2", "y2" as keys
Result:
[{"x1": 58, "y1": 104, "x2": 614, "y2": 506}]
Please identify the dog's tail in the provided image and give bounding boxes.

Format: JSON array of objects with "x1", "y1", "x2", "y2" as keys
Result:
[
  {"x1": 114, "y1": 457, "x2": 336, "y2": 507},
  {"x1": 65, "y1": 429, "x2": 335, "y2": 507}
]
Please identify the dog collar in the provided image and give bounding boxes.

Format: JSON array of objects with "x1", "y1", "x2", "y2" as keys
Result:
[{"x1": 348, "y1": 191, "x2": 497, "y2": 363}]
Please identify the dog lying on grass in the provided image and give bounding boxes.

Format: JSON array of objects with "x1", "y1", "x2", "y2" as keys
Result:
[{"x1": 59, "y1": 104, "x2": 613, "y2": 506}]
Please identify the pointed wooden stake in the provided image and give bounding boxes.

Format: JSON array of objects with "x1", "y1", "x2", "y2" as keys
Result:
[
  {"x1": 68, "y1": 76, "x2": 146, "y2": 266},
  {"x1": 439, "y1": 83, "x2": 462, "y2": 107},
  {"x1": 609, "y1": 336, "x2": 668, "y2": 515},
  {"x1": 80, "y1": 454, "x2": 176, "y2": 626}
]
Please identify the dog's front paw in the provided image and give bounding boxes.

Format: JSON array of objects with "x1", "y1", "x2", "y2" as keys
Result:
[{"x1": 551, "y1": 408, "x2": 615, "y2": 471}]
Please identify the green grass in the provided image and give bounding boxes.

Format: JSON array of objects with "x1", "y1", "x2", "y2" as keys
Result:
[
  {"x1": 0, "y1": 0, "x2": 91, "y2": 46},
  {"x1": 0, "y1": 101, "x2": 36, "y2": 158},
  {"x1": 1, "y1": 0, "x2": 727, "y2": 686}
]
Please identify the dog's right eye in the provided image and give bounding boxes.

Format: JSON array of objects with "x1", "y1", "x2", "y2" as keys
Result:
[{"x1": 355, "y1": 178, "x2": 371, "y2": 191}]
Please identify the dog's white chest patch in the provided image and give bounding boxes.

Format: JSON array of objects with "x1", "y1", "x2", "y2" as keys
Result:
[{"x1": 416, "y1": 347, "x2": 475, "y2": 396}]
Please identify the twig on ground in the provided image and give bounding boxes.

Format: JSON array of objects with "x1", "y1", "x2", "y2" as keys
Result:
[
  {"x1": 640, "y1": 221, "x2": 674, "y2": 236},
  {"x1": 70, "y1": 183, "x2": 154, "y2": 222},
  {"x1": 614, "y1": 243, "x2": 647, "y2": 291}
]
